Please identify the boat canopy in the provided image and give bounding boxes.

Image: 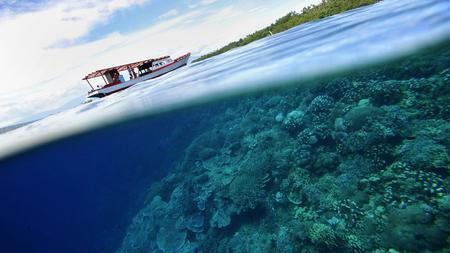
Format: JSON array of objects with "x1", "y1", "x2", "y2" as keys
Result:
[{"x1": 82, "y1": 56, "x2": 170, "y2": 80}]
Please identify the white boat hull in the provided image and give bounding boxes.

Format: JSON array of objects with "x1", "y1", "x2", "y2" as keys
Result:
[{"x1": 87, "y1": 53, "x2": 190, "y2": 98}]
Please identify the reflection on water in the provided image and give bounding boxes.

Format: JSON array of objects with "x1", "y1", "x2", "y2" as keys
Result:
[{"x1": 0, "y1": 0, "x2": 449, "y2": 252}]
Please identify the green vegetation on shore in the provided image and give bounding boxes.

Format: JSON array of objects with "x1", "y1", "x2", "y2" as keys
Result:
[{"x1": 193, "y1": 0, "x2": 381, "y2": 63}]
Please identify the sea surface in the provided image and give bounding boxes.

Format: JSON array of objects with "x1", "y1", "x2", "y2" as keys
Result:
[{"x1": 0, "y1": 0, "x2": 449, "y2": 252}]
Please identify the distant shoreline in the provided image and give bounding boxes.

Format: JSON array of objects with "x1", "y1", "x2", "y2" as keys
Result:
[{"x1": 193, "y1": 0, "x2": 381, "y2": 63}]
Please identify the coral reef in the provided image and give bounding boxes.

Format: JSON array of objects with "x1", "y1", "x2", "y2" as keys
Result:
[{"x1": 115, "y1": 47, "x2": 449, "y2": 252}]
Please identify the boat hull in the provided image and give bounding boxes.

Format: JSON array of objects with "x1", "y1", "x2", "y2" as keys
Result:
[{"x1": 87, "y1": 53, "x2": 190, "y2": 98}]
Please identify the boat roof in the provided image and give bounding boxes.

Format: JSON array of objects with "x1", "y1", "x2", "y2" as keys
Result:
[{"x1": 82, "y1": 56, "x2": 170, "y2": 80}]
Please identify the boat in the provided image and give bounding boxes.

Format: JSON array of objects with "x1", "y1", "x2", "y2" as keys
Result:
[{"x1": 83, "y1": 53, "x2": 190, "y2": 98}]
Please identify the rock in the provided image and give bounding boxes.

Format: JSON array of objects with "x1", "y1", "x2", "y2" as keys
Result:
[
  {"x1": 344, "y1": 102, "x2": 380, "y2": 130},
  {"x1": 156, "y1": 227, "x2": 187, "y2": 253},
  {"x1": 283, "y1": 110, "x2": 305, "y2": 133},
  {"x1": 275, "y1": 192, "x2": 284, "y2": 203},
  {"x1": 275, "y1": 112, "x2": 285, "y2": 122},
  {"x1": 308, "y1": 95, "x2": 334, "y2": 113},
  {"x1": 396, "y1": 137, "x2": 448, "y2": 171},
  {"x1": 210, "y1": 209, "x2": 231, "y2": 228},
  {"x1": 186, "y1": 214, "x2": 204, "y2": 233},
  {"x1": 334, "y1": 117, "x2": 347, "y2": 132}
]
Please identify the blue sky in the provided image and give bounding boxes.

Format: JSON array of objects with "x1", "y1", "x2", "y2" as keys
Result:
[{"x1": 0, "y1": 0, "x2": 320, "y2": 126}]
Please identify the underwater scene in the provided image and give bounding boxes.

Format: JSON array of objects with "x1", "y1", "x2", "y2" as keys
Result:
[
  {"x1": 112, "y1": 45, "x2": 450, "y2": 253},
  {"x1": 0, "y1": 0, "x2": 449, "y2": 253}
]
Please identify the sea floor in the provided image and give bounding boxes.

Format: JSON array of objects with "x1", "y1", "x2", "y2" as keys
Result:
[{"x1": 115, "y1": 43, "x2": 450, "y2": 253}]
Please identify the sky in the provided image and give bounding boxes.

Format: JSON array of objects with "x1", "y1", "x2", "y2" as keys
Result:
[{"x1": 0, "y1": 0, "x2": 320, "y2": 127}]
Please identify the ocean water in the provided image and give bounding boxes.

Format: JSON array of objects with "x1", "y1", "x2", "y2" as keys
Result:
[{"x1": 0, "y1": 0, "x2": 449, "y2": 252}]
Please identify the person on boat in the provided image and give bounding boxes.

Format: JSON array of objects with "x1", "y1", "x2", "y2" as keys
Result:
[
  {"x1": 128, "y1": 66, "x2": 137, "y2": 79},
  {"x1": 113, "y1": 72, "x2": 120, "y2": 83},
  {"x1": 127, "y1": 66, "x2": 133, "y2": 79}
]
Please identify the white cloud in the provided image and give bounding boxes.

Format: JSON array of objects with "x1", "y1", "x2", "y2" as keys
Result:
[
  {"x1": 188, "y1": 0, "x2": 217, "y2": 9},
  {"x1": 200, "y1": 0, "x2": 217, "y2": 6},
  {"x1": 158, "y1": 9, "x2": 179, "y2": 20},
  {"x1": 0, "y1": 0, "x2": 149, "y2": 92},
  {"x1": 0, "y1": 0, "x2": 321, "y2": 127}
]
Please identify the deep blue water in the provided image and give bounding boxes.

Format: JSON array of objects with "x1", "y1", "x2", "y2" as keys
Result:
[
  {"x1": 0, "y1": 109, "x2": 214, "y2": 252},
  {"x1": 0, "y1": 0, "x2": 449, "y2": 252}
]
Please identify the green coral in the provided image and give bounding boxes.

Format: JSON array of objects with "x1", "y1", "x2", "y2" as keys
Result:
[
  {"x1": 345, "y1": 234, "x2": 365, "y2": 253},
  {"x1": 308, "y1": 223, "x2": 338, "y2": 248},
  {"x1": 293, "y1": 206, "x2": 318, "y2": 221}
]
